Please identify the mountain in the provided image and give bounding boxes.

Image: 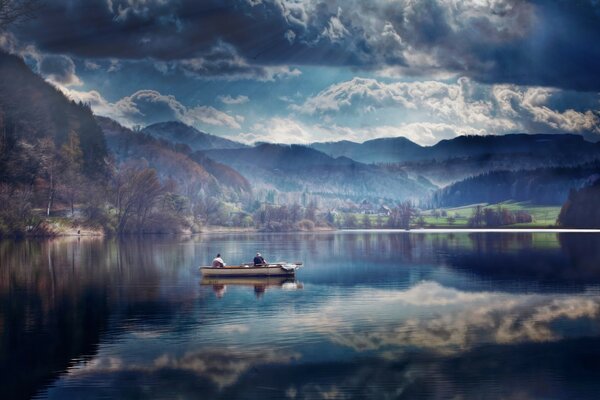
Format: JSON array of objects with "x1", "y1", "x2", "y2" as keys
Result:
[
  {"x1": 312, "y1": 134, "x2": 600, "y2": 165},
  {"x1": 141, "y1": 121, "x2": 246, "y2": 151},
  {"x1": 311, "y1": 137, "x2": 424, "y2": 164},
  {"x1": 97, "y1": 117, "x2": 250, "y2": 194},
  {"x1": 432, "y1": 162, "x2": 600, "y2": 207},
  {"x1": 313, "y1": 134, "x2": 600, "y2": 187},
  {"x1": 0, "y1": 51, "x2": 108, "y2": 180},
  {"x1": 203, "y1": 143, "x2": 435, "y2": 203}
]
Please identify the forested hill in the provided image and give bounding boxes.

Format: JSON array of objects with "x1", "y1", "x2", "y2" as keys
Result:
[
  {"x1": 97, "y1": 117, "x2": 251, "y2": 194},
  {"x1": 142, "y1": 121, "x2": 246, "y2": 151},
  {"x1": 0, "y1": 51, "x2": 108, "y2": 179},
  {"x1": 311, "y1": 137, "x2": 423, "y2": 164},
  {"x1": 311, "y1": 134, "x2": 600, "y2": 165},
  {"x1": 432, "y1": 162, "x2": 600, "y2": 207},
  {"x1": 203, "y1": 143, "x2": 436, "y2": 203}
]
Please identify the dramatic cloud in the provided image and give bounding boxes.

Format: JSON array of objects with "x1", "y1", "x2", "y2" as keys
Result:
[
  {"x1": 295, "y1": 77, "x2": 600, "y2": 137},
  {"x1": 61, "y1": 88, "x2": 242, "y2": 129},
  {"x1": 12, "y1": 0, "x2": 600, "y2": 89},
  {"x1": 175, "y1": 42, "x2": 301, "y2": 81},
  {"x1": 281, "y1": 281, "x2": 600, "y2": 355},
  {"x1": 67, "y1": 347, "x2": 300, "y2": 389}
]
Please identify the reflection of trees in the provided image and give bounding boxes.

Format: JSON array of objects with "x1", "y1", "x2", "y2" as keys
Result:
[
  {"x1": 0, "y1": 237, "x2": 193, "y2": 399},
  {"x1": 425, "y1": 232, "x2": 600, "y2": 287},
  {"x1": 558, "y1": 233, "x2": 600, "y2": 279}
]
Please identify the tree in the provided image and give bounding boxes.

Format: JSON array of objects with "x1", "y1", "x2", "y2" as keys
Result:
[
  {"x1": 344, "y1": 213, "x2": 358, "y2": 228},
  {"x1": 558, "y1": 181, "x2": 600, "y2": 228},
  {"x1": 468, "y1": 205, "x2": 485, "y2": 227},
  {"x1": 111, "y1": 165, "x2": 164, "y2": 233},
  {"x1": 362, "y1": 214, "x2": 372, "y2": 229},
  {"x1": 59, "y1": 132, "x2": 84, "y2": 217},
  {"x1": 325, "y1": 210, "x2": 335, "y2": 225},
  {"x1": 304, "y1": 200, "x2": 317, "y2": 222},
  {"x1": 387, "y1": 201, "x2": 415, "y2": 229},
  {"x1": 37, "y1": 138, "x2": 59, "y2": 217}
]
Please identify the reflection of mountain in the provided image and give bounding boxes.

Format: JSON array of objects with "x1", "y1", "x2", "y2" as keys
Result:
[
  {"x1": 441, "y1": 232, "x2": 600, "y2": 287},
  {"x1": 202, "y1": 144, "x2": 435, "y2": 201},
  {"x1": 142, "y1": 121, "x2": 247, "y2": 151}
]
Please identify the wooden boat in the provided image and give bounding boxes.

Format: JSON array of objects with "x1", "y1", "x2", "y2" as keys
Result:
[{"x1": 199, "y1": 262, "x2": 302, "y2": 277}]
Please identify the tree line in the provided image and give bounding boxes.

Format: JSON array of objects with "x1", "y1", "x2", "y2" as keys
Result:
[{"x1": 432, "y1": 162, "x2": 600, "y2": 207}]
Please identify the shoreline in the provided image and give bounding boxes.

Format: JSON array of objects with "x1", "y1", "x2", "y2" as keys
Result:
[{"x1": 7, "y1": 226, "x2": 600, "y2": 239}]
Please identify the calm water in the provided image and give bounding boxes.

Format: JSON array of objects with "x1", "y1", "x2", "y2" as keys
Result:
[{"x1": 2, "y1": 231, "x2": 600, "y2": 399}]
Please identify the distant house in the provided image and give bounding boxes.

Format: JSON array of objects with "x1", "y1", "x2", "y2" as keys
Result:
[
  {"x1": 378, "y1": 205, "x2": 391, "y2": 216},
  {"x1": 359, "y1": 199, "x2": 374, "y2": 214}
]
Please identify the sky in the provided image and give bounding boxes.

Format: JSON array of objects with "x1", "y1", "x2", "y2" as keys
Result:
[{"x1": 2, "y1": 0, "x2": 600, "y2": 145}]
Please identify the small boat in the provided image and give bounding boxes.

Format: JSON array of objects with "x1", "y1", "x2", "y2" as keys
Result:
[{"x1": 199, "y1": 262, "x2": 302, "y2": 277}]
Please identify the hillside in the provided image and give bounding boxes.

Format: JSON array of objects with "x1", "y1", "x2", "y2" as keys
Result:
[
  {"x1": 311, "y1": 137, "x2": 424, "y2": 164},
  {"x1": 203, "y1": 144, "x2": 435, "y2": 203},
  {"x1": 432, "y1": 162, "x2": 600, "y2": 207},
  {"x1": 0, "y1": 51, "x2": 108, "y2": 179},
  {"x1": 312, "y1": 134, "x2": 600, "y2": 165},
  {"x1": 142, "y1": 121, "x2": 246, "y2": 151},
  {"x1": 313, "y1": 134, "x2": 600, "y2": 187},
  {"x1": 97, "y1": 117, "x2": 250, "y2": 194}
]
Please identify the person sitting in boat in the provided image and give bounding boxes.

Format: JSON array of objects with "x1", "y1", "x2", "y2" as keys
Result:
[
  {"x1": 212, "y1": 254, "x2": 225, "y2": 268},
  {"x1": 253, "y1": 252, "x2": 267, "y2": 266}
]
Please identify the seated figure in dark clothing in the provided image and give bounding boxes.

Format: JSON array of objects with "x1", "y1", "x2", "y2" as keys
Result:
[{"x1": 253, "y1": 252, "x2": 267, "y2": 266}]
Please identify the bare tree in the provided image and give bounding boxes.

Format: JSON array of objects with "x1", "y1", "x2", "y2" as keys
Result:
[
  {"x1": 0, "y1": 0, "x2": 43, "y2": 30},
  {"x1": 112, "y1": 165, "x2": 164, "y2": 233}
]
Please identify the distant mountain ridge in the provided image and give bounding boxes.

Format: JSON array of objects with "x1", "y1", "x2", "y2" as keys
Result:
[
  {"x1": 432, "y1": 162, "x2": 600, "y2": 207},
  {"x1": 202, "y1": 143, "x2": 435, "y2": 202},
  {"x1": 311, "y1": 134, "x2": 600, "y2": 165},
  {"x1": 142, "y1": 121, "x2": 246, "y2": 151}
]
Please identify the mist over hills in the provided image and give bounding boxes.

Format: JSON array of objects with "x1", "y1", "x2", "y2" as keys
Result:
[
  {"x1": 202, "y1": 144, "x2": 435, "y2": 203},
  {"x1": 432, "y1": 162, "x2": 600, "y2": 207},
  {"x1": 311, "y1": 134, "x2": 600, "y2": 165},
  {"x1": 142, "y1": 121, "x2": 246, "y2": 151}
]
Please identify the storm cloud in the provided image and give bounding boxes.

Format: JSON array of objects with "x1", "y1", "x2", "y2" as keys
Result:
[{"x1": 12, "y1": 0, "x2": 600, "y2": 90}]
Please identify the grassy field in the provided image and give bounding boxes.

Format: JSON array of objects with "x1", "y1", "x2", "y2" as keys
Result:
[{"x1": 339, "y1": 201, "x2": 562, "y2": 229}]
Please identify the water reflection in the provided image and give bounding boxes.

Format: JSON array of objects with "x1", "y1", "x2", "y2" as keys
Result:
[
  {"x1": 1, "y1": 232, "x2": 600, "y2": 399},
  {"x1": 201, "y1": 277, "x2": 303, "y2": 299}
]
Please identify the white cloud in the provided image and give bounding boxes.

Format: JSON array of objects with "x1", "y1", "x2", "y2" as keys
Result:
[
  {"x1": 84, "y1": 60, "x2": 101, "y2": 70},
  {"x1": 294, "y1": 76, "x2": 600, "y2": 136},
  {"x1": 236, "y1": 117, "x2": 480, "y2": 146},
  {"x1": 177, "y1": 42, "x2": 301, "y2": 81},
  {"x1": 218, "y1": 95, "x2": 249, "y2": 105},
  {"x1": 60, "y1": 88, "x2": 242, "y2": 129},
  {"x1": 279, "y1": 281, "x2": 600, "y2": 355}
]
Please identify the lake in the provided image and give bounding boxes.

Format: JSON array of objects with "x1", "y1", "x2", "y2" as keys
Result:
[{"x1": 2, "y1": 231, "x2": 600, "y2": 399}]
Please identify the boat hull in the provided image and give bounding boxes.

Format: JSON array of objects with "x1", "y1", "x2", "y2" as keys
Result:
[{"x1": 200, "y1": 265, "x2": 295, "y2": 277}]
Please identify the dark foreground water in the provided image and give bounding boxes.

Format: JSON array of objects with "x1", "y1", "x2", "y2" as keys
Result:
[{"x1": 2, "y1": 231, "x2": 600, "y2": 399}]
